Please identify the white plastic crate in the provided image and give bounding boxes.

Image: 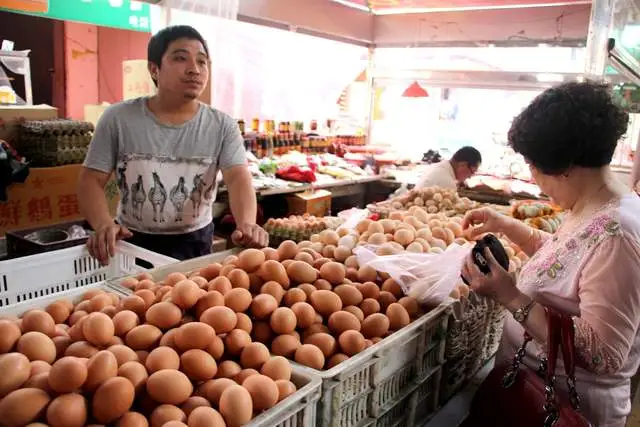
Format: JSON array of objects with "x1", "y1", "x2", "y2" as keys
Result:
[
  {"x1": 293, "y1": 303, "x2": 450, "y2": 427},
  {"x1": 0, "y1": 241, "x2": 177, "y2": 307},
  {"x1": 0, "y1": 283, "x2": 322, "y2": 427}
]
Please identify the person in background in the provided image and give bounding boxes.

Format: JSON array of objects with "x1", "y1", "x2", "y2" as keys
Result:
[
  {"x1": 78, "y1": 25, "x2": 268, "y2": 264},
  {"x1": 415, "y1": 146, "x2": 481, "y2": 190},
  {"x1": 461, "y1": 81, "x2": 639, "y2": 426}
]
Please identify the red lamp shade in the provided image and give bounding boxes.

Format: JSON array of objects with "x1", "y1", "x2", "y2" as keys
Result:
[{"x1": 402, "y1": 81, "x2": 429, "y2": 98}]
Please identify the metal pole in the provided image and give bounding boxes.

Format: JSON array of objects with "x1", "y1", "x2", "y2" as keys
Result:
[{"x1": 583, "y1": 0, "x2": 615, "y2": 79}]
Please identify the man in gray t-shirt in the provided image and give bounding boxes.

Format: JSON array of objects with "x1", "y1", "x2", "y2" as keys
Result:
[{"x1": 79, "y1": 25, "x2": 268, "y2": 263}]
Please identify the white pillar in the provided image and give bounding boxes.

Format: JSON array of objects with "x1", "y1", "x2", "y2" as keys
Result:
[{"x1": 583, "y1": 0, "x2": 615, "y2": 79}]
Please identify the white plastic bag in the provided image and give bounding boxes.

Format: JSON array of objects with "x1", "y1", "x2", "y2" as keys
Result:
[
  {"x1": 337, "y1": 208, "x2": 370, "y2": 234},
  {"x1": 353, "y1": 243, "x2": 473, "y2": 305}
]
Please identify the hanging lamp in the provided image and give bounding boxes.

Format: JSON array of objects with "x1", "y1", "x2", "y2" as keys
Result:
[{"x1": 402, "y1": 81, "x2": 429, "y2": 98}]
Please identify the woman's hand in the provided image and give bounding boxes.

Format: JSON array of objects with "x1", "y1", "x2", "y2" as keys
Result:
[
  {"x1": 461, "y1": 246, "x2": 521, "y2": 306},
  {"x1": 462, "y1": 207, "x2": 509, "y2": 240}
]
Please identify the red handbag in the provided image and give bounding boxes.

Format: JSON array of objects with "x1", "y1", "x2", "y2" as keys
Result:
[{"x1": 461, "y1": 307, "x2": 592, "y2": 427}]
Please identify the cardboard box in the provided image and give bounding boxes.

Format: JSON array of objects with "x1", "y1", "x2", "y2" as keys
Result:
[
  {"x1": 286, "y1": 190, "x2": 332, "y2": 217},
  {"x1": 123, "y1": 60, "x2": 156, "y2": 100},
  {"x1": 0, "y1": 164, "x2": 119, "y2": 236},
  {"x1": 0, "y1": 105, "x2": 58, "y2": 144}
]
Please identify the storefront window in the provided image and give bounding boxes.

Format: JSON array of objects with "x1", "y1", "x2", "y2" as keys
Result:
[{"x1": 165, "y1": 9, "x2": 369, "y2": 129}]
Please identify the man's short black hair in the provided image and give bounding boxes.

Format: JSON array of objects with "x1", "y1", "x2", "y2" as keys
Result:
[
  {"x1": 148, "y1": 25, "x2": 209, "y2": 67},
  {"x1": 508, "y1": 80, "x2": 629, "y2": 175},
  {"x1": 451, "y1": 146, "x2": 482, "y2": 167}
]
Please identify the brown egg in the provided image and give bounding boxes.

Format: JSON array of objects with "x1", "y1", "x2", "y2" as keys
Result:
[
  {"x1": 236, "y1": 248, "x2": 265, "y2": 273},
  {"x1": 343, "y1": 306, "x2": 364, "y2": 322},
  {"x1": 92, "y1": 377, "x2": 135, "y2": 423},
  {"x1": 227, "y1": 269, "x2": 250, "y2": 290},
  {"x1": 250, "y1": 294, "x2": 278, "y2": 320},
  {"x1": 208, "y1": 276, "x2": 232, "y2": 295},
  {"x1": 187, "y1": 407, "x2": 226, "y2": 427},
  {"x1": 45, "y1": 302, "x2": 70, "y2": 325},
  {"x1": 260, "y1": 281, "x2": 285, "y2": 304},
  {"x1": 147, "y1": 369, "x2": 193, "y2": 405},
  {"x1": 199, "y1": 306, "x2": 236, "y2": 334},
  {"x1": 235, "y1": 313, "x2": 252, "y2": 334},
  {"x1": 48, "y1": 356, "x2": 88, "y2": 393},
  {"x1": 386, "y1": 303, "x2": 410, "y2": 330},
  {"x1": 199, "y1": 263, "x2": 222, "y2": 280},
  {"x1": 0, "y1": 388, "x2": 51, "y2": 426},
  {"x1": 159, "y1": 328, "x2": 179, "y2": 350},
  {"x1": 295, "y1": 344, "x2": 325, "y2": 370},
  {"x1": 277, "y1": 240, "x2": 298, "y2": 260},
  {"x1": 174, "y1": 322, "x2": 215, "y2": 352},
  {"x1": 205, "y1": 378, "x2": 236, "y2": 405},
  {"x1": 224, "y1": 329, "x2": 252, "y2": 356},
  {"x1": 46, "y1": 392, "x2": 87, "y2": 427},
  {"x1": 171, "y1": 280, "x2": 201, "y2": 310},
  {"x1": 146, "y1": 347, "x2": 180, "y2": 373},
  {"x1": 145, "y1": 302, "x2": 182, "y2": 330},
  {"x1": 242, "y1": 374, "x2": 279, "y2": 410},
  {"x1": 319, "y1": 262, "x2": 346, "y2": 285},
  {"x1": 163, "y1": 421, "x2": 188, "y2": 427},
  {"x1": 338, "y1": 330, "x2": 366, "y2": 356},
  {"x1": 194, "y1": 291, "x2": 225, "y2": 318},
  {"x1": 166, "y1": 272, "x2": 188, "y2": 285},
  {"x1": 17, "y1": 332, "x2": 56, "y2": 363},
  {"x1": 297, "y1": 284, "x2": 317, "y2": 298},
  {"x1": 378, "y1": 291, "x2": 397, "y2": 312},
  {"x1": 360, "y1": 298, "x2": 381, "y2": 317},
  {"x1": 125, "y1": 325, "x2": 163, "y2": 350},
  {"x1": 224, "y1": 288, "x2": 252, "y2": 313},
  {"x1": 90, "y1": 293, "x2": 114, "y2": 312},
  {"x1": 30, "y1": 360, "x2": 51, "y2": 376},
  {"x1": 309, "y1": 290, "x2": 342, "y2": 317},
  {"x1": 0, "y1": 352, "x2": 30, "y2": 397},
  {"x1": 270, "y1": 335, "x2": 300, "y2": 358},
  {"x1": 301, "y1": 324, "x2": 330, "y2": 341},
  {"x1": 251, "y1": 321, "x2": 274, "y2": 344},
  {"x1": 240, "y1": 342, "x2": 270, "y2": 370},
  {"x1": 333, "y1": 285, "x2": 363, "y2": 307},
  {"x1": 304, "y1": 333, "x2": 338, "y2": 358},
  {"x1": 398, "y1": 297, "x2": 420, "y2": 317},
  {"x1": 65, "y1": 341, "x2": 99, "y2": 359},
  {"x1": 216, "y1": 360, "x2": 242, "y2": 379},
  {"x1": 219, "y1": 385, "x2": 253, "y2": 427},
  {"x1": 84, "y1": 350, "x2": 118, "y2": 392},
  {"x1": 286, "y1": 261, "x2": 318, "y2": 284},
  {"x1": 22, "y1": 310, "x2": 55, "y2": 337},
  {"x1": 257, "y1": 261, "x2": 290, "y2": 288},
  {"x1": 328, "y1": 311, "x2": 361, "y2": 335},
  {"x1": 358, "y1": 282, "x2": 380, "y2": 300},
  {"x1": 381, "y1": 278, "x2": 403, "y2": 299},
  {"x1": 82, "y1": 312, "x2": 115, "y2": 347},
  {"x1": 150, "y1": 405, "x2": 186, "y2": 427},
  {"x1": 261, "y1": 247, "x2": 279, "y2": 261},
  {"x1": 118, "y1": 361, "x2": 148, "y2": 393},
  {"x1": 269, "y1": 307, "x2": 297, "y2": 334},
  {"x1": 234, "y1": 368, "x2": 258, "y2": 385},
  {"x1": 180, "y1": 396, "x2": 211, "y2": 418},
  {"x1": 120, "y1": 296, "x2": 146, "y2": 316},
  {"x1": 107, "y1": 344, "x2": 138, "y2": 366},
  {"x1": 0, "y1": 320, "x2": 21, "y2": 354},
  {"x1": 294, "y1": 251, "x2": 314, "y2": 264},
  {"x1": 275, "y1": 379, "x2": 296, "y2": 402},
  {"x1": 181, "y1": 349, "x2": 217, "y2": 381},
  {"x1": 24, "y1": 372, "x2": 52, "y2": 393},
  {"x1": 327, "y1": 353, "x2": 349, "y2": 369},
  {"x1": 289, "y1": 302, "x2": 315, "y2": 329},
  {"x1": 260, "y1": 356, "x2": 292, "y2": 381},
  {"x1": 68, "y1": 310, "x2": 88, "y2": 326},
  {"x1": 282, "y1": 289, "x2": 305, "y2": 307},
  {"x1": 112, "y1": 311, "x2": 139, "y2": 337},
  {"x1": 116, "y1": 412, "x2": 149, "y2": 427},
  {"x1": 206, "y1": 335, "x2": 225, "y2": 361},
  {"x1": 361, "y1": 313, "x2": 390, "y2": 339}
]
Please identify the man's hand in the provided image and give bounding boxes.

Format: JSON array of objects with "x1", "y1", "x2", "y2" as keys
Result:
[
  {"x1": 231, "y1": 223, "x2": 269, "y2": 248},
  {"x1": 87, "y1": 223, "x2": 133, "y2": 266}
]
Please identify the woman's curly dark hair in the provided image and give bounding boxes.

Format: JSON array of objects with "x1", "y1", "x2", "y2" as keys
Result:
[{"x1": 508, "y1": 81, "x2": 629, "y2": 175}]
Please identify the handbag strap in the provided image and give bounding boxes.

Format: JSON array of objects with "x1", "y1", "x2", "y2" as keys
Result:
[{"x1": 558, "y1": 312, "x2": 582, "y2": 410}]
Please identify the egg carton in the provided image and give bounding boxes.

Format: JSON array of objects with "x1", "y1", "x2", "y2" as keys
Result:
[
  {"x1": 292, "y1": 302, "x2": 450, "y2": 427},
  {"x1": 0, "y1": 282, "x2": 323, "y2": 427},
  {"x1": 0, "y1": 241, "x2": 177, "y2": 307}
]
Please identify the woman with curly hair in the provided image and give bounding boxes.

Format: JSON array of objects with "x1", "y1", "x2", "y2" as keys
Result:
[{"x1": 461, "y1": 80, "x2": 639, "y2": 426}]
